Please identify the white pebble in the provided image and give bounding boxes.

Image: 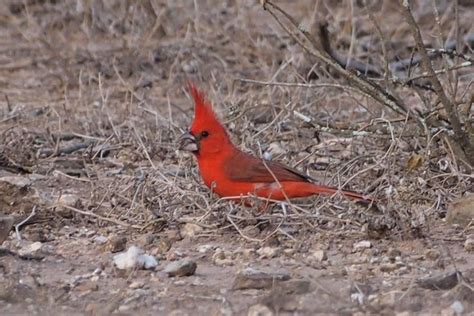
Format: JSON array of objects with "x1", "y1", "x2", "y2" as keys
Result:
[
  {"x1": 94, "y1": 235, "x2": 108, "y2": 244},
  {"x1": 451, "y1": 301, "x2": 463, "y2": 315},
  {"x1": 138, "y1": 254, "x2": 158, "y2": 269},
  {"x1": 113, "y1": 246, "x2": 158, "y2": 270},
  {"x1": 353, "y1": 240, "x2": 372, "y2": 251},
  {"x1": 197, "y1": 244, "x2": 214, "y2": 253}
]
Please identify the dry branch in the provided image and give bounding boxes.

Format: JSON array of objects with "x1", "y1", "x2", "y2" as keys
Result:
[
  {"x1": 261, "y1": 0, "x2": 474, "y2": 168},
  {"x1": 38, "y1": 142, "x2": 93, "y2": 158},
  {"x1": 400, "y1": 0, "x2": 474, "y2": 167},
  {"x1": 261, "y1": 1, "x2": 410, "y2": 117}
]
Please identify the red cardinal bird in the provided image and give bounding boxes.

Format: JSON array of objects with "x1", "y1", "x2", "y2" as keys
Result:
[{"x1": 179, "y1": 84, "x2": 374, "y2": 205}]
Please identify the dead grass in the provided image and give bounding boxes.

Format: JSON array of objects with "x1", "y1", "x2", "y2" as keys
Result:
[{"x1": 0, "y1": 0, "x2": 472, "y2": 236}]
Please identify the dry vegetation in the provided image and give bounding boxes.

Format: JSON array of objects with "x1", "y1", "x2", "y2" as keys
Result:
[{"x1": 0, "y1": 0, "x2": 473, "y2": 315}]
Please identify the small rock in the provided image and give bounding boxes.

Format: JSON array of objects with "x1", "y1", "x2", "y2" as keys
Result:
[
  {"x1": 85, "y1": 303, "x2": 100, "y2": 314},
  {"x1": 58, "y1": 194, "x2": 80, "y2": 207},
  {"x1": 274, "y1": 279, "x2": 311, "y2": 295},
  {"x1": 368, "y1": 294, "x2": 379, "y2": 304},
  {"x1": 257, "y1": 246, "x2": 280, "y2": 259},
  {"x1": 114, "y1": 246, "x2": 143, "y2": 269},
  {"x1": 29, "y1": 241, "x2": 42, "y2": 252},
  {"x1": 353, "y1": 240, "x2": 372, "y2": 251},
  {"x1": 411, "y1": 255, "x2": 424, "y2": 261},
  {"x1": 166, "y1": 250, "x2": 184, "y2": 261},
  {"x1": 370, "y1": 257, "x2": 380, "y2": 264},
  {"x1": 180, "y1": 223, "x2": 203, "y2": 238},
  {"x1": 55, "y1": 204, "x2": 74, "y2": 218},
  {"x1": 197, "y1": 244, "x2": 214, "y2": 253},
  {"x1": 19, "y1": 275, "x2": 37, "y2": 289},
  {"x1": 164, "y1": 258, "x2": 197, "y2": 277},
  {"x1": 241, "y1": 248, "x2": 256, "y2": 259},
  {"x1": 129, "y1": 281, "x2": 145, "y2": 289},
  {"x1": 168, "y1": 309, "x2": 188, "y2": 316},
  {"x1": 92, "y1": 268, "x2": 102, "y2": 276},
  {"x1": 0, "y1": 175, "x2": 31, "y2": 187},
  {"x1": 107, "y1": 235, "x2": 127, "y2": 253},
  {"x1": 0, "y1": 215, "x2": 14, "y2": 244},
  {"x1": 118, "y1": 305, "x2": 132, "y2": 312},
  {"x1": 166, "y1": 230, "x2": 182, "y2": 242},
  {"x1": 351, "y1": 292, "x2": 365, "y2": 305},
  {"x1": 417, "y1": 271, "x2": 461, "y2": 290},
  {"x1": 464, "y1": 236, "x2": 474, "y2": 252},
  {"x1": 139, "y1": 254, "x2": 158, "y2": 270},
  {"x1": 248, "y1": 304, "x2": 273, "y2": 316},
  {"x1": 424, "y1": 249, "x2": 441, "y2": 261},
  {"x1": 113, "y1": 246, "x2": 158, "y2": 270},
  {"x1": 395, "y1": 256, "x2": 405, "y2": 266},
  {"x1": 446, "y1": 194, "x2": 474, "y2": 226},
  {"x1": 232, "y1": 268, "x2": 290, "y2": 290},
  {"x1": 440, "y1": 307, "x2": 454, "y2": 316},
  {"x1": 450, "y1": 300, "x2": 464, "y2": 315},
  {"x1": 181, "y1": 60, "x2": 198, "y2": 74},
  {"x1": 139, "y1": 234, "x2": 156, "y2": 246},
  {"x1": 173, "y1": 280, "x2": 186, "y2": 286},
  {"x1": 18, "y1": 241, "x2": 42, "y2": 256},
  {"x1": 309, "y1": 250, "x2": 327, "y2": 262},
  {"x1": 380, "y1": 263, "x2": 399, "y2": 273},
  {"x1": 77, "y1": 227, "x2": 94, "y2": 238},
  {"x1": 75, "y1": 280, "x2": 98, "y2": 292},
  {"x1": 154, "y1": 239, "x2": 172, "y2": 254},
  {"x1": 94, "y1": 235, "x2": 108, "y2": 245},
  {"x1": 212, "y1": 249, "x2": 234, "y2": 266}
]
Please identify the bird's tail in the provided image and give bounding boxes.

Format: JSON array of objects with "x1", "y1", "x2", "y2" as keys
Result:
[{"x1": 311, "y1": 184, "x2": 375, "y2": 205}]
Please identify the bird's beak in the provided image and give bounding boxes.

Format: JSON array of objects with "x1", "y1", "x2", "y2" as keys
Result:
[{"x1": 178, "y1": 131, "x2": 199, "y2": 152}]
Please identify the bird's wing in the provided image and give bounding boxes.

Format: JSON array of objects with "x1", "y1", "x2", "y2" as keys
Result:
[{"x1": 224, "y1": 150, "x2": 312, "y2": 183}]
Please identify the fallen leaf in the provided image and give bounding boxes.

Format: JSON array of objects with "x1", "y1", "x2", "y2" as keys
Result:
[{"x1": 406, "y1": 154, "x2": 424, "y2": 171}]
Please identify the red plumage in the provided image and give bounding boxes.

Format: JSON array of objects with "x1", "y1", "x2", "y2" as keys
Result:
[{"x1": 179, "y1": 84, "x2": 374, "y2": 205}]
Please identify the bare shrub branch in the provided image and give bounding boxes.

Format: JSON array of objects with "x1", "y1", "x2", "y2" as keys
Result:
[
  {"x1": 400, "y1": 0, "x2": 474, "y2": 167},
  {"x1": 262, "y1": 0, "x2": 410, "y2": 117}
]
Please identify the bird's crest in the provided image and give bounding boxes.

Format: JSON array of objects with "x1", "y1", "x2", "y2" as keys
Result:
[{"x1": 188, "y1": 83, "x2": 226, "y2": 134}]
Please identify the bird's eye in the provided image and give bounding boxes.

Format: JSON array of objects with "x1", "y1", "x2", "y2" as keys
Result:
[{"x1": 201, "y1": 131, "x2": 209, "y2": 138}]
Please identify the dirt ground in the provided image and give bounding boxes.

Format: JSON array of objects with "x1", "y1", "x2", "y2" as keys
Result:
[{"x1": 1, "y1": 1, "x2": 474, "y2": 315}]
